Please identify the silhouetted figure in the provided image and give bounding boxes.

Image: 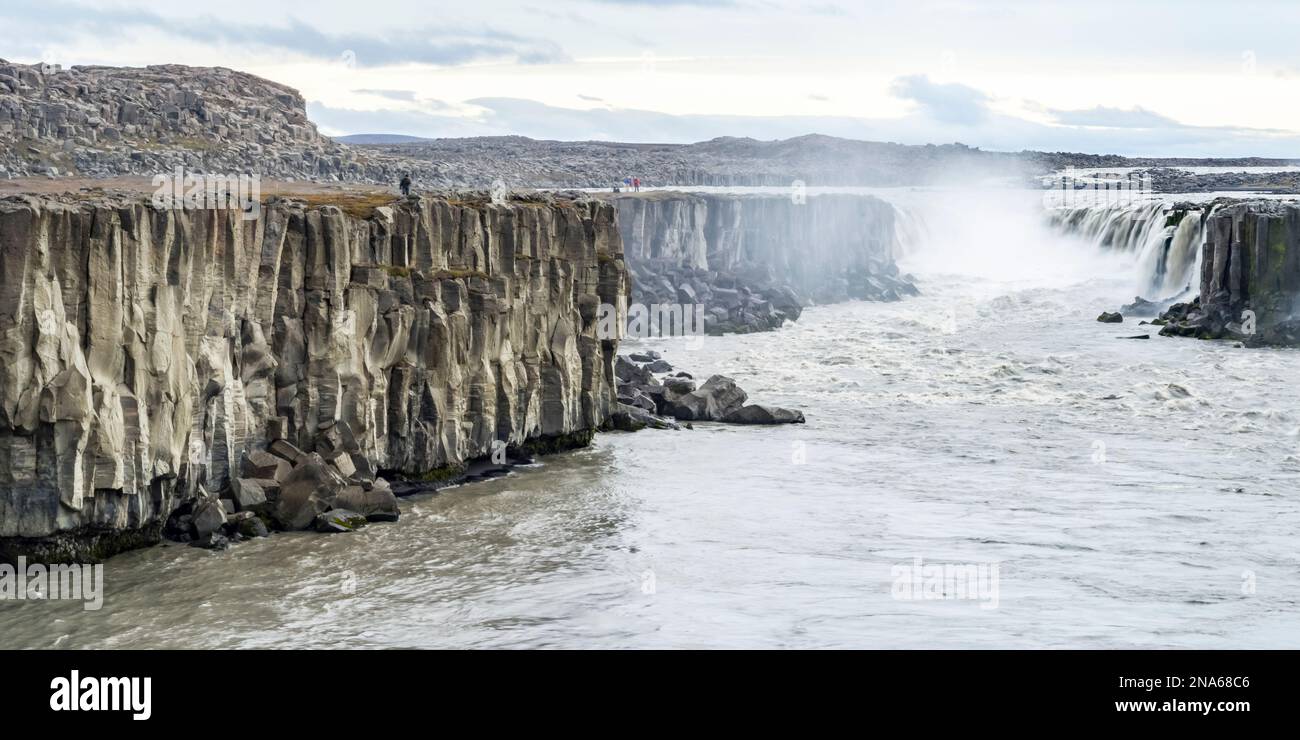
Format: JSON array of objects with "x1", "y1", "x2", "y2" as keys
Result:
[{"x1": 400, "y1": 174, "x2": 412, "y2": 196}]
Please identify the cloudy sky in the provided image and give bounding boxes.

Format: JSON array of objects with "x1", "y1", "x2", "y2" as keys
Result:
[{"x1": 4, "y1": 0, "x2": 1300, "y2": 156}]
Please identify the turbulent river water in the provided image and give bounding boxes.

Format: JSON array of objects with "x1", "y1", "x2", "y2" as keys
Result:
[{"x1": 3, "y1": 189, "x2": 1300, "y2": 649}]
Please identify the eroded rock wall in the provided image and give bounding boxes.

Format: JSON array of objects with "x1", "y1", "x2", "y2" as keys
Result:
[
  {"x1": 611, "y1": 192, "x2": 913, "y2": 334},
  {"x1": 1198, "y1": 202, "x2": 1300, "y2": 321},
  {"x1": 616, "y1": 193, "x2": 898, "y2": 293},
  {"x1": 0, "y1": 193, "x2": 627, "y2": 560},
  {"x1": 1158, "y1": 201, "x2": 1300, "y2": 345}
]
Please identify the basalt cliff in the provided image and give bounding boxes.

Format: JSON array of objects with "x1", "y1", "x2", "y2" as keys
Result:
[
  {"x1": 610, "y1": 192, "x2": 916, "y2": 334},
  {"x1": 1056, "y1": 198, "x2": 1300, "y2": 346},
  {"x1": 1154, "y1": 201, "x2": 1300, "y2": 345},
  {"x1": 0, "y1": 191, "x2": 628, "y2": 561}
]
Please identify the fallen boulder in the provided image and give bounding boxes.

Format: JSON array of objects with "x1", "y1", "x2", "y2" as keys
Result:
[
  {"x1": 191, "y1": 498, "x2": 228, "y2": 539},
  {"x1": 609, "y1": 403, "x2": 681, "y2": 431},
  {"x1": 662, "y1": 374, "x2": 748, "y2": 421},
  {"x1": 335, "y1": 484, "x2": 401, "y2": 522},
  {"x1": 268, "y1": 438, "x2": 308, "y2": 465},
  {"x1": 315, "y1": 510, "x2": 368, "y2": 533},
  {"x1": 226, "y1": 477, "x2": 276, "y2": 514},
  {"x1": 242, "y1": 448, "x2": 291, "y2": 482},
  {"x1": 721, "y1": 404, "x2": 806, "y2": 424},
  {"x1": 238, "y1": 517, "x2": 269, "y2": 539},
  {"x1": 1120, "y1": 296, "x2": 1164, "y2": 316},
  {"x1": 274, "y1": 453, "x2": 347, "y2": 531}
]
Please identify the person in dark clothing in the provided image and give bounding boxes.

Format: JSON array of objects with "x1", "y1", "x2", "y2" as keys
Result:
[{"x1": 400, "y1": 174, "x2": 412, "y2": 196}]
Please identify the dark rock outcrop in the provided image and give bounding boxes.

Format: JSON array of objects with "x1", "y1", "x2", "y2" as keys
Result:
[
  {"x1": 1158, "y1": 201, "x2": 1300, "y2": 345},
  {"x1": 722, "y1": 404, "x2": 806, "y2": 424}
]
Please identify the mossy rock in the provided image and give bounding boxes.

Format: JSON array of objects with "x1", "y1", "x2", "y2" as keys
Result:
[{"x1": 517, "y1": 429, "x2": 595, "y2": 456}]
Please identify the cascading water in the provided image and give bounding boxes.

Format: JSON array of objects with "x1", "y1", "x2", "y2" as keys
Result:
[
  {"x1": 1047, "y1": 201, "x2": 1210, "y2": 300},
  {"x1": 885, "y1": 189, "x2": 1138, "y2": 287}
]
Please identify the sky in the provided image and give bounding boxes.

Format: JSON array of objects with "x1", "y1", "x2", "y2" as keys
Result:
[{"x1": 3, "y1": 0, "x2": 1300, "y2": 156}]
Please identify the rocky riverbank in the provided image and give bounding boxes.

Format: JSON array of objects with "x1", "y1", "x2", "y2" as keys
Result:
[{"x1": 0, "y1": 190, "x2": 628, "y2": 562}]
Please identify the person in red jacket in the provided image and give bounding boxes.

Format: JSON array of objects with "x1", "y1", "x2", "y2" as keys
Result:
[{"x1": 633, "y1": 177, "x2": 641, "y2": 192}]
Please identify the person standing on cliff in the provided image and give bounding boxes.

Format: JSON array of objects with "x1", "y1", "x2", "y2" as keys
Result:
[
  {"x1": 400, "y1": 174, "x2": 412, "y2": 196},
  {"x1": 633, "y1": 177, "x2": 641, "y2": 192}
]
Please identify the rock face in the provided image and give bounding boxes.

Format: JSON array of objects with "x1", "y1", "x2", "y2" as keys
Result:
[
  {"x1": 1158, "y1": 201, "x2": 1300, "y2": 344},
  {"x1": 0, "y1": 60, "x2": 360, "y2": 181},
  {"x1": 610, "y1": 192, "x2": 916, "y2": 335},
  {"x1": 0, "y1": 191, "x2": 627, "y2": 561}
]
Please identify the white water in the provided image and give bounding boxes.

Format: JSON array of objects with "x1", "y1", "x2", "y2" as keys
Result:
[
  {"x1": 1045, "y1": 199, "x2": 1205, "y2": 300},
  {"x1": 3, "y1": 188, "x2": 1300, "y2": 649}
]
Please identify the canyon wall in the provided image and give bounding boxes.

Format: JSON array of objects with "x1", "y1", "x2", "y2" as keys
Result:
[
  {"x1": 1174, "y1": 201, "x2": 1300, "y2": 344},
  {"x1": 1051, "y1": 198, "x2": 1300, "y2": 345},
  {"x1": 0, "y1": 192, "x2": 627, "y2": 560},
  {"x1": 610, "y1": 192, "x2": 914, "y2": 334},
  {"x1": 1198, "y1": 202, "x2": 1300, "y2": 319}
]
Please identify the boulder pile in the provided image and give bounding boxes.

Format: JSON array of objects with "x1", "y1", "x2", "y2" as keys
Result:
[
  {"x1": 608, "y1": 352, "x2": 805, "y2": 431},
  {"x1": 165, "y1": 428, "x2": 400, "y2": 551}
]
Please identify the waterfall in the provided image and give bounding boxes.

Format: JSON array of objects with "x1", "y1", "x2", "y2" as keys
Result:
[
  {"x1": 1047, "y1": 201, "x2": 1210, "y2": 300},
  {"x1": 880, "y1": 191, "x2": 1212, "y2": 297},
  {"x1": 890, "y1": 201, "x2": 930, "y2": 262}
]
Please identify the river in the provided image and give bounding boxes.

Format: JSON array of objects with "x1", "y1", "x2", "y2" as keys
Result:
[{"x1": 3, "y1": 189, "x2": 1299, "y2": 648}]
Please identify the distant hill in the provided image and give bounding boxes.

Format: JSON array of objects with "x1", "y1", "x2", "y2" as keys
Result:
[
  {"x1": 0, "y1": 58, "x2": 360, "y2": 179},
  {"x1": 335, "y1": 133, "x2": 433, "y2": 144},
  {"x1": 3, "y1": 59, "x2": 1298, "y2": 189}
]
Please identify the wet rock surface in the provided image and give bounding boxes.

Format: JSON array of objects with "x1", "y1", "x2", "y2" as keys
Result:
[
  {"x1": 1155, "y1": 201, "x2": 1300, "y2": 346},
  {"x1": 609, "y1": 352, "x2": 805, "y2": 430}
]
